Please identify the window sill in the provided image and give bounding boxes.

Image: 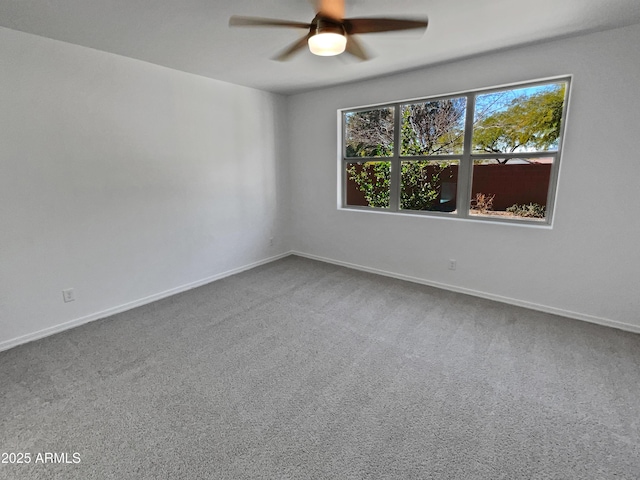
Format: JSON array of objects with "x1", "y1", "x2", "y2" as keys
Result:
[{"x1": 338, "y1": 206, "x2": 554, "y2": 229}]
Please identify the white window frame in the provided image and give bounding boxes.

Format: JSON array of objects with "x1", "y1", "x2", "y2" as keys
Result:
[{"x1": 339, "y1": 76, "x2": 571, "y2": 226}]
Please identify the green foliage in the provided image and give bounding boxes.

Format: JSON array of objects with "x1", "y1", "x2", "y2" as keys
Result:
[
  {"x1": 473, "y1": 84, "x2": 566, "y2": 155},
  {"x1": 348, "y1": 161, "x2": 453, "y2": 211},
  {"x1": 347, "y1": 162, "x2": 391, "y2": 208},
  {"x1": 506, "y1": 203, "x2": 546, "y2": 218},
  {"x1": 400, "y1": 161, "x2": 450, "y2": 210}
]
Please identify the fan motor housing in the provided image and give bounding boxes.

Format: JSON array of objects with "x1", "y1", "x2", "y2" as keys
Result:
[{"x1": 311, "y1": 16, "x2": 346, "y2": 37}]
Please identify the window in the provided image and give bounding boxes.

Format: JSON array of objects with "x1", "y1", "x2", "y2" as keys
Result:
[{"x1": 341, "y1": 78, "x2": 570, "y2": 224}]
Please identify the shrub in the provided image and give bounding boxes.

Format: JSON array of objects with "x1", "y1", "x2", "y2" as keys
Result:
[
  {"x1": 506, "y1": 203, "x2": 546, "y2": 218},
  {"x1": 470, "y1": 193, "x2": 495, "y2": 213},
  {"x1": 348, "y1": 161, "x2": 453, "y2": 210},
  {"x1": 347, "y1": 162, "x2": 391, "y2": 208}
]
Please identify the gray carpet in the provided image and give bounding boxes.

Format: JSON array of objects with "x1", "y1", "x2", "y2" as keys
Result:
[{"x1": 1, "y1": 255, "x2": 639, "y2": 479}]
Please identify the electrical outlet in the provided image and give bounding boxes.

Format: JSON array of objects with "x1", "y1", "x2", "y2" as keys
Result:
[
  {"x1": 62, "y1": 288, "x2": 75, "y2": 303},
  {"x1": 448, "y1": 259, "x2": 457, "y2": 271},
  {"x1": 269, "y1": 237, "x2": 274, "y2": 246}
]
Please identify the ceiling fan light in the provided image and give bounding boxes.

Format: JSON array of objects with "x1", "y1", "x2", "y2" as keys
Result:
[{"x1": 308, "y1": 32, "x2": 347, "y2": 56}]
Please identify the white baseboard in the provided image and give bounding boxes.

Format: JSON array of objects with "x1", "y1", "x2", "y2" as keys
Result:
[
  {"x1": 291, "y1": 251, "x2": 640, "y2": 335},
  {"x1": 3, "y1": 249, "x2": 637, "y2": 353},
  {"x1": 0, "y1": 252, "x2": 291, "y2": 353}
]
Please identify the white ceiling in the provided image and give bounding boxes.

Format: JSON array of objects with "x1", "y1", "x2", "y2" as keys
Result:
[{"x1": 1, "y1": 0, "x2": 640, "y2": 94}]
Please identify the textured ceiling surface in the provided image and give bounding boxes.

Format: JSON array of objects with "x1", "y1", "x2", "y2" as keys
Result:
[{"x1": 1, "y1": 0, "x2": 640, "y2": 94}]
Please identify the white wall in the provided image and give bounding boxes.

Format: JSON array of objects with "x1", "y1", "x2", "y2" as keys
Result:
[
  {"x1": 288, "y1": 24, "x2": 640, "y2": 331},
  {"x1": 0, "y1": 27, "x2": 290, "y2": 349},
  {"x1": 2, "y1": 23, "x2": 638, "y2": 351}
]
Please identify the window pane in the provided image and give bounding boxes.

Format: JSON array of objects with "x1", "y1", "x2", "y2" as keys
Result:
[
  {"x1": 469, "y1": 157, "x2": 553, "y2": 220},
  {"x1": 472, "y1": 82, "x2": 567, "y2": 154},
  {"x1": 400, "y1": 160, "x2": 459, "y2": 212},
  {"x1": 345, "y1": 161, "x2": 391, "y2": 208},
  {"x1": 401, "y1": 98, "x2": 466, "y2": 156},
  {"x1": 344, "y1": 107, "x2": 394, "y2": 158}
]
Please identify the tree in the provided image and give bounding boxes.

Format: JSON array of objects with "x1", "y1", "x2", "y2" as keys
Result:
[
  {"x1": 346, "y1": 99, "x2": 464, "y2": 210},
  {"x1": 401, "y1": 98, "x2": 466, "y2": 156},
  {"x1": 344, "y1": 98, "x2": 467, "y2": 158},
  {"x1": 472, "y1": 85, "x2": 566, "y2": 161},
  {"x1": 345, "y1": 108, "x2": 394, "y2": 158}
]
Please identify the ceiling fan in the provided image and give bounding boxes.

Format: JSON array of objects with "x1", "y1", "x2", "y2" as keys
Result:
[{"x1": 229, "y1": 0, "x2": 429, "y2": 61}]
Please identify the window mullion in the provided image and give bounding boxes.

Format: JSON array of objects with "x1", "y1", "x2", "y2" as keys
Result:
[
  {"x1": 457, "y1": 94, "x2": 476, "y2": 219},
  {"x1": 389, "y1": 103, "x2": 401, "y2": 211}
]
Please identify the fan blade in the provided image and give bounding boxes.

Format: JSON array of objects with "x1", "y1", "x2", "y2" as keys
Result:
[
  {"x1": 229, "y1": 16, "x2": 311, "y2": 29},
  {"x1": 345, "y1": 35, "x2": 368, "y2": 61},
  {"x1": 273, "y1": 34, "x2": 311, "y2": 61},
  {"x1": 344, "y1": 17, "x2": 429, "y2": 35},
  {"x1": 316, "y1": 0, "x2": 345, "y2": 20}
]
